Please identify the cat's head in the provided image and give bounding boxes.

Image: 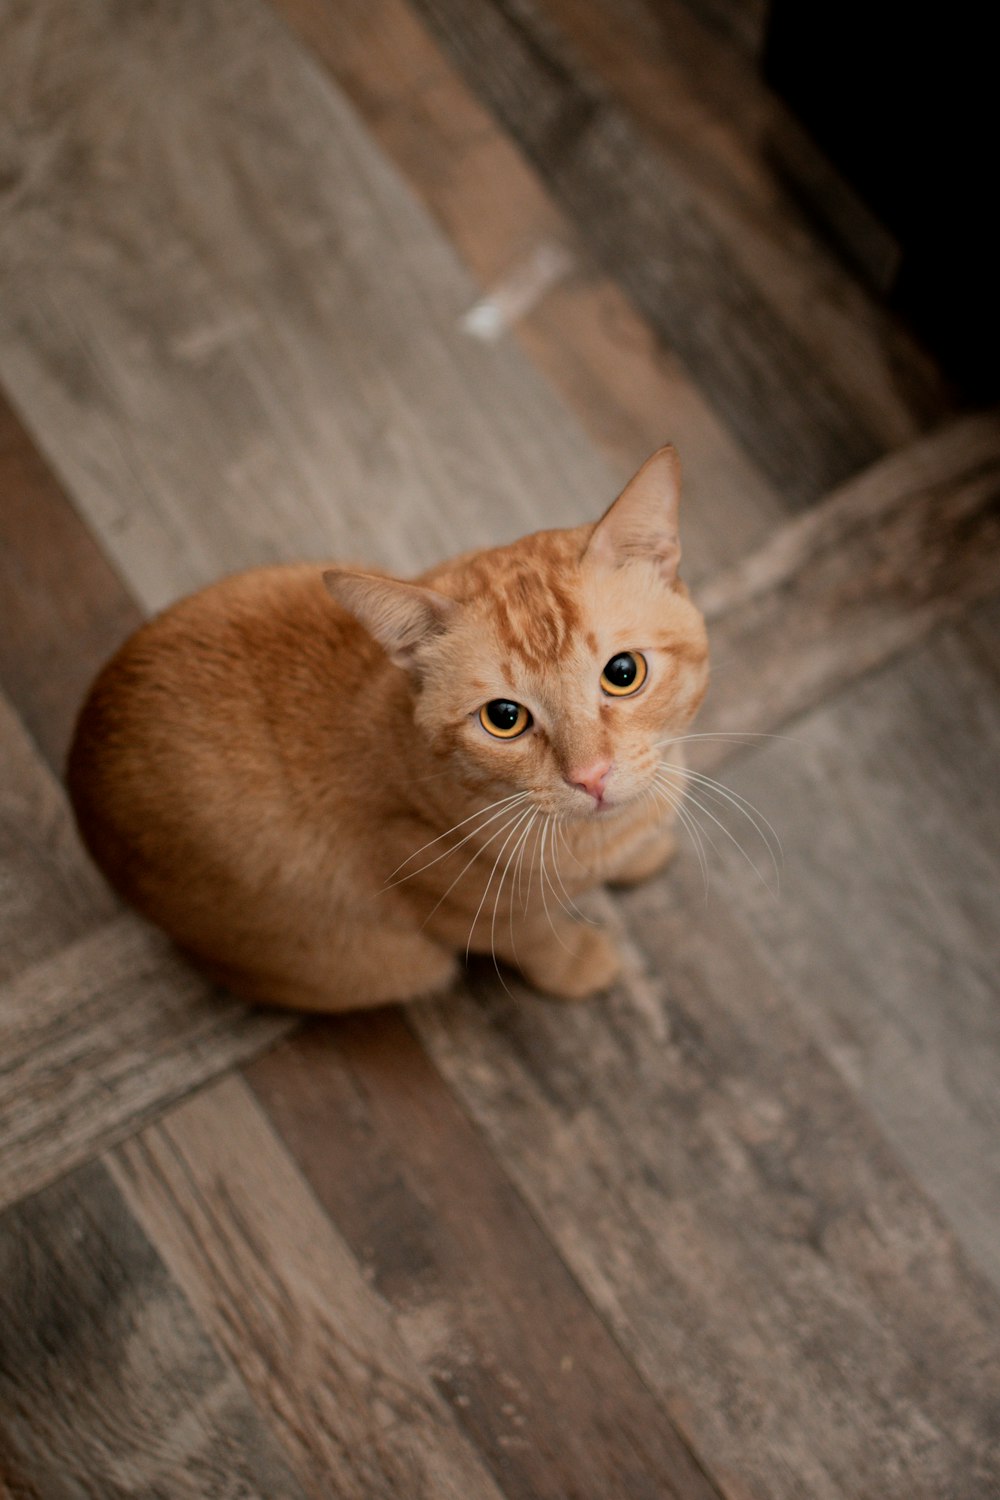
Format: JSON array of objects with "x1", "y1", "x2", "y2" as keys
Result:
[{"x1": 324, "y1": 447, "x2": 708, "y2": 818}]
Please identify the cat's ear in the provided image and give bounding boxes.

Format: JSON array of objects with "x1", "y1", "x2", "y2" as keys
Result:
[
  {"x1": 583, "y1": 445, "x2": 682, "y2": 583},
  {"x1": 322, "y1": 568, "x2": 455, "y2": 670}
]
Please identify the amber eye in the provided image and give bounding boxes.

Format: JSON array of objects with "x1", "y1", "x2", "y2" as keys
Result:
[
  {"x1": 479, "y1": 699, "x2": 532, "y2": 739},
  {"x1": 600, "y1": 651, "x2": 648, "y2": 697}
]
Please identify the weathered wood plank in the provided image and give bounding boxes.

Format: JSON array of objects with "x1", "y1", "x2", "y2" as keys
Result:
[
  {"x1": 533, "y1": 0, "x2": 941, "y2": 443},
  {"x1": 0, "y1": 1159, "x2": 306, "y2": 1499},
  {"x1": 112, "y1": 1076, "x2": 512, "y2": 1500},
  {"x1": 693, "y1": 411, "x2": 1000, "y2": 766},
  {"x1": 713, "y1": 624, "x2": 1000, "y2": 1292},
  {"x1": 0, "y1": 392, "x2": 142, "y2": 774},
  {"x1": 0, "y1": 692, "x2": 115, "y2": 983},
  {"x1": 671, "y1": 0, "x2": 769, "y2": 58},
  {"x1": 0, "y1": 915, "x2": 291, "y2": 1212},
  {"x1": 411, "y1": 870, "x2": 1000, "y2": 1500},
  {"x1": 270, "y1": 0, "x2": 783, "y2": 579},
  {"x1": 405, "y1": 0, "x2": 909, "y2": 501},
  {"x1": 246, "y1": 1014, "x2": 722, "y2": 1500},
  {"x1": 0, "y1": 0, "x2": 618, "y2": 615}
]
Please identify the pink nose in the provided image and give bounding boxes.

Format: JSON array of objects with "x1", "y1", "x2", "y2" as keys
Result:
[{"x1": 565, "y1": 759, "x2": 612, "y2": 802}]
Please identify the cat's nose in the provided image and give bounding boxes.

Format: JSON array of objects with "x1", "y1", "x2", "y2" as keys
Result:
[{"x1": 565, "y1": 759, "x2": 612, "y2": 803}]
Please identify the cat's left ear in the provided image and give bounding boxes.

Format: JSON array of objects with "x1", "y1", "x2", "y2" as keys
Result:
[
  {"x1": 583, "y1": 445, "x2": 682, "y2": 584},
  {"x1": 323, "y1": 568, "x2": 455, "y2": 671}
]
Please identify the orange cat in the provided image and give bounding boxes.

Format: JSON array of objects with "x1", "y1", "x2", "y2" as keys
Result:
[{"x1": 68, "y1": 447, "x2": 708, "y2": 1010}]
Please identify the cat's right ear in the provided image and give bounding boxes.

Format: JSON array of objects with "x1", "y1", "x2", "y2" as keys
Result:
[
  {"x1": 322, "y1": 568, "x2": 455, "y2": 670},
  {"x1": 583, "y1": 444, "x2": 682, "y2": 583}
]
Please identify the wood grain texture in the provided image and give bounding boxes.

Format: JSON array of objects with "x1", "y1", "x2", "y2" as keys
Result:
[
  {"x1": 406, "y1": 0, "x2": 913, "y2": 501},
  {"x1": 0, "y1": 915, "x2": 291, "y2": 1212},
  {"x1": 0, "y1": 691, "x2": 115, "y2": 983},
  {"x1": 0, "y1": 1159, "x2": 306, "y2": 1500},
  {"x1": 270, "y1": 0, "x2": 784, "y2": 580},
  {"x1": 534, "y1": 0, "x2": 940, "y2": 445},
  {"x1": 693, "y1": 411, "x2": 1000, "y2": 766},
  {"x1": 246, "y1": 1014, "x2": 722, "y2": 1500},
  {"x1": 411, "y1": 875, "x2": 1000, "y2": 1500},
  {"x1": 0, "y1": 0, "x2": 617, "y2": 615},
  {"x1": 112, "y1": 1076, "x2": 509, "y2": 1500},
  {"x1": 0, "y1": 392, "x2": 142, "y2": 774},
  {"x1": 714, "y1": 625, "x2": 1000, "y2": 1291}
]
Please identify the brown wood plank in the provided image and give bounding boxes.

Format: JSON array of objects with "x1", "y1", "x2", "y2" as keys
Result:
[
  {"x1": 0, "y1": 916, "x2": 291, "y2": 1212},
  {"x1": 404, "y1": 0, "x2": 915, "y2": 501},
  {"x1": 533, "y1": 0, "x2": 941, "y2": 446},
  {"x1": 672, "y1": 0, "x2": 769, "y2": 59},
  {"x1": 269, "y1": 0, "x2": 783, "y2": 579},
  {"x1": 246, "y1": 1014, "x2": 723, "y2": 1500},
  {"x1": 693, "y1": 410, "x2": 1000, "y2": 767},
  {"x1": 411, "y1": 870, "x2": 1000, "y2": 1500},
  {"x1": 112, "y1": 1077, "x2": 510, "y2": 1500},
  {"x1": 712, "y1": 624, "x2": 1000, "y2": 1291},
  {"x1": 0, "y1": 1158, "x2": 306, "y2": 1500},
  {"x1": 0, "y1": 392, "x2": 142, "y2": 774},
  {"x1": 0, "y1": 692, "x2": 115, "y2": 983}
]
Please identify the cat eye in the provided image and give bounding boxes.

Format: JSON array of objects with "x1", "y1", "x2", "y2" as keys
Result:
[
  {"x1": 600, "y1": 651, "x2": 648, "y2": 697},
  {"x1": 479, "y1": 699, "x2": 532, "y2": 739}
]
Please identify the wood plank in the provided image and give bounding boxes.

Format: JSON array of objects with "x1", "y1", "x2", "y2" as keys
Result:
[
  {"x1": 0, "y1": 677, "x2": 291, "y2": 1213},
  {"x1": 0, "y1": 392, "x2": 142, "y2": 774},
  {"x1": 0, "y1": 0, "x2": 617, "y2": 615},
  {"x1": 246, "y1": 1014, "x2": 722, "y2": 1500},
  {"x1": 533, "y1": 0, "x2": 940, "y2": 444},
  {"x1": 0, "y1": 1158, "x2": 306, "y2": 1499},
  {"x1": 693, "y1": 411, "x2": 1000, "y2": 767},
  {"x1": 0, "y1": 915, "x2": 291, "y2": 1212},
  {"x1": 410, "y1": 869, "x2": 1000, "y2": 1500},
  {"x1": 671, "y1": 0, "x2": 769, "y2": 59},
  {"x1": 112, "y1": 1076, "x2": 512, "y2": 1500},
  {"x1": 405, "y1": 0, "x2": 907, "y2": 501},
  {"x1": 712, "y1": 625, "x2": 1000, "y2": 1292},
  {"x1": 0, "y1": 692, "x2": 115, "y2": 983},
  {"x1": 269, "y1": 0, "x2": 783, "y2": 579}
]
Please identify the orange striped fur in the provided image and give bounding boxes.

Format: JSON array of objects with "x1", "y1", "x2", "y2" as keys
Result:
[{"x1": 68, "y1": 448, "x2": 708, "y2": 1008}]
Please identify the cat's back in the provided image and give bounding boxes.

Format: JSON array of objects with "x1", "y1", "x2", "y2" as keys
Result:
[{"x1": 67, "y1": 564, "x2": 379, "y2": 897}]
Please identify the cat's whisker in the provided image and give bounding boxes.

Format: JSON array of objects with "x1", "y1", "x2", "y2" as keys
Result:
[
  {"x1": 550, "y1": 819, "x2": 593, "y2": 923},
  {"x1": 650, "y1": 777, "x2": 711, "y2": 901},
  {"x1": 654, "y1": 771, "x2": 778, "y2": 898},
  {"x1": 384, "y1": 791, "x2": 529, "y2": 889},
  {"x1": 420, "y1": 806, "x2": 532, "y2": 928},
  {"x1": 659, "y1": 761, "x2": 783, "y2": 881},
  {"x1": 466, "y1": 806, "x2": 535, "y2": 964},
  {"x1": 514, "y1": 810, "x2": 537, "y2": 917},
  {"x1": 536, "y1": 818, "x2": 579, "y2": 956},
  {"x1": 655, "y1": 730, "x2": 799, "y2": 752},
  {"x1": 492, "y1": 810, "x2": 537, "y2": 990}
]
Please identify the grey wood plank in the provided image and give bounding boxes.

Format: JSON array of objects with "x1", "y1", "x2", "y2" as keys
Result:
[
  {"x1": 404, "y1": 0, "x2": 926, "y2": 502},
  {"x1": 694, "y1": 410, "x2": 1000, "y2": 766},
  {"x1": 0, "y1": 0, "x2": 617, "y2": 615},
  {"x1": 712, "y1": 626, "x2": 1000, "y2": 1292},
  {"x1": 411, "y1": 870, "x2": 1000, "y2": 1500},
  {"x1": 112, "y1": 1077, "x2": 512, "y2": 1500},
  {"x1": 269, "y1": 0, "x2": 785, "y2": 581},
  {"x1": 0, "y1": 1158, "x2": 306, "y2": 1500},
  {"x1": 0, "y1": 916, "x2": 291, "y2": 1212},
  {"x1": 0, "y1": 693, "x2": 115, "y2": 983}
]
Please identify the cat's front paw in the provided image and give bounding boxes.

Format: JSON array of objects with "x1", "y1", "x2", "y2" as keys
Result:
[{"x1": 521, "y1": 922, "x2": 622, "y2": 1001}]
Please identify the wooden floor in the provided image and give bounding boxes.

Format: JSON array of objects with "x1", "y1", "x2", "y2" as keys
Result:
[{"x1": 1, "y1": 2, "x2": 999, "y2": 1496}]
